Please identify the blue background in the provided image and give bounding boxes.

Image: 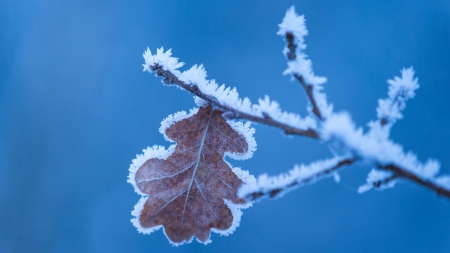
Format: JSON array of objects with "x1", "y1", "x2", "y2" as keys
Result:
[{"x1": 1, "y1": 0, "x2": 450, "y2": 252}]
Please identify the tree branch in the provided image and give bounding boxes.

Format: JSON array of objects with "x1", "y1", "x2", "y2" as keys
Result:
[
  {"x1": 143, "y1": 7, "x2": 450, "y2": 203},
  {"x1": 150, "y1": 64, "x2": 319, "y2": 139}
]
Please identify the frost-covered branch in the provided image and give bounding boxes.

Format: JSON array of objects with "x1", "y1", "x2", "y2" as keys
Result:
[
  {"x1": 238, "y1": 6, "x2": 450, "y2": 201},
  {"x1": 278, "y1": 7, "x2": 333, "y2": 120},
  {"x1": 377, "y1": 67, "x2": 419, "y2": 126},
  {"x1": 145, "y1": 51, "x2": 319, "y2": 138},
  {"x1": 239, "y1": 157, "x2": 355, "y2": 201}
]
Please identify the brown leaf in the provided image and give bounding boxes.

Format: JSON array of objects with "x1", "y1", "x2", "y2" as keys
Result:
[{"x1": 128, "y1": 105, "x2": 255, "y2": 245}]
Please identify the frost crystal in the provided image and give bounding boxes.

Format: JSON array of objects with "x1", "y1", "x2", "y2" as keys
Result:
[
  {"x1": 254, "y1": 96, "x2": 317, "y2": 130},
  {"x1": 376, "y1": 67, "x2": 419, "y2": 124},
  {"x1": 143, "y1": 47, "x2": 184, "y2": 74},
  {"x1": 277, "y1": 6, "x2": 308, "y2": 48}
]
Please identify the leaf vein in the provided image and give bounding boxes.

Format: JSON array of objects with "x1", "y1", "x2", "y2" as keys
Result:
[{"x1": 194, "y1": 178, "x2": 221, "y2": 221}]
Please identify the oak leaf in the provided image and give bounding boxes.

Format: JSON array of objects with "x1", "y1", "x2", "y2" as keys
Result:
[{"x1": 128, "y1": 105, "x2": 256, "y2": 245}]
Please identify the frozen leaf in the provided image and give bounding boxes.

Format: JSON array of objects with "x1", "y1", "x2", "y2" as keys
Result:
[{"x1": 129, "y1": 105, "x2": 255, "y2": 245}]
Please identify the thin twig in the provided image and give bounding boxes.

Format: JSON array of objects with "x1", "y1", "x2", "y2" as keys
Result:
[
  {"x1": 372, "y1": 173, "x2": 398, "y2": 188},
  {"x1": 285, "y1": 32, "x2": 297, "y2": 61},
  {"x1": 380, "y1": 164, "x2": 450, "y2": 199},
  {"x1": 294, "y1": 74, "x2": 323, "y2": 120},
  {"x1": 379, "y1": 88, "x2": 408, "y2": 126},
  {"x1": 285, "y1": 32, "x2": 323, "y2": 120},
  {"x1": 244, "y1": 158, "x2": 356, "y2": 202},
  {"x1": 150, "y1": 64, "x2": 319, "y2": 139}
]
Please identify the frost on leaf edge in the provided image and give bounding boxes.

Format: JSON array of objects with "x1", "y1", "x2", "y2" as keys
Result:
[{"x1": 128, "y1": 105, "x2": 256, "y2": 245}]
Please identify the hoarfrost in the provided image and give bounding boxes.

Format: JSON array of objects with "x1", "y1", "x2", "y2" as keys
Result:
[
  {"x1": 376, "y1": 67, "x2": 419, "y2": 124},
  {"x1": 358, "y1": 169, "x2": 396, "y2": 193},
  {"x1": 254, "y1": 96, "x2": 317, "y2": 130},
  {"x1": 143, "y1": 47, "x2": 317, "y2": 132},
  {"x1": 277, "y1": 6, "x2": 308, "y2": 49},
  {"x1": 321, "y1": 112, "x2": 441, "y2": 177},
  {"x1": 278, "y1": 6, "x2": 332, "y2": 119},
  {"x1": 143, "y1": 47, "x2": 184, "y2": 74},
  {"x1": 238, "y1": 156, "x2": 347, "y2": 200},
  {"x1": 333, "y1": 172, "x2": 341, "y2": 183}
]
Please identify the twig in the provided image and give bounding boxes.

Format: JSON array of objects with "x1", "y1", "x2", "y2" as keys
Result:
[
  {"x1": 244, "y1": 158, "x2": 356, "y2": 202},
  {"x1": 294, "y1": 74, "x2": 323, "y2": 120},
  {"x1": 285, "y1": 32, "x2": 297, "y2": 61},
  {"x1": 285, "y1": 32, "x2": 324, "y2": 120},
  {"x1": 380, "y1": 164, "x2": 450, "y2": 198},
  {"x1": 150, "y1": 64, "x2": 320, "y2": 139}
]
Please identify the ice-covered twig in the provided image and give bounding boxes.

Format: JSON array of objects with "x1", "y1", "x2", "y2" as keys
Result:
[
  {"x1": 145, "y1": 54, "x2": 319, "y2": 138},
  {"x1": 357, "y1": 169, "x2": 398, "y2": 193},
  {"x1": 239, "y1": 157, "x2": 355, "y2": 202},
  {"x1": 358, "y1": 164, "x2": 450, "y2": 198},
  {"x1": 321, "y1": 112, "x2": 450, "y2": 198},
  {"x1": 278, "y1": 6, "x2": 333, "y2": 120},
  {"x1": 377, "y1": 67, "x2": 419, "y2": 126},
  {"x1": 380, "y1": 164, "x2": 450, "y2": 198}
]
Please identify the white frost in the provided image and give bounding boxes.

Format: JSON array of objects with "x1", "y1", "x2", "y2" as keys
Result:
[
  {"x1": 143, "y1": 47, "x2": 184, "y2": 74},
  {"x1": 283, "y1": 55, "x2": 327, "y2": 86},
  {"x1": 435, "y1": 175, "x2": 450, "y2": 189},
  {"x1": 211, "y1": 199, "x2": 252, "y2": 237},
  {"x1": 159, "y1": 108, "x2": 200, "y2": 142},
  {"x1": 376, "y1": 67, "x2": 419, "y2": 124},
  {"x1": 128, "y1": 145, "x2": 174, "y2": 196},
  {"x1": 226, "y1": 120, "x2": 257, "y2": 160},
  {"x1": 322, "y1": 113, "x2": 435, "y2": 174},
  {"x1": 143, "y1": 47, "x2": 318, "y2": 133},
  {"x1": 277, "y1": 6, "x2": 308, "y2": 49},
  {"x1": 278, "y1": 6, "x2": 332, "y2": 119},
  {"x1": 179, "y1": 64, "x2": 209, "y2": 87},
  {"x1": 238, "y1": 156, "x2": 347, "y2": 200},
  {"x1": 254, "y1": 96, "x2": 317, "y2": 130},
  {"x1": 358, "y1": 169, "x2": 396, "y2": 193},
  {"x1": 322, "y1": 112, "x2": 448, "y2": 192},
  {"x1": 333, "y1": 172, "x2": 341, "y2": 183}
]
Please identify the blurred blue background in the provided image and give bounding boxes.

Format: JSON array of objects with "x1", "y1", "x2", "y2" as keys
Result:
[{"x1": 1, "y1": 0, "x2": 450, "y2": 252}]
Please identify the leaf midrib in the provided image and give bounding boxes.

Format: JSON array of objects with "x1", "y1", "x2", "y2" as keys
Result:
[{"x1": 180, "y1": 108, "x2": 214, "y2": 228}]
